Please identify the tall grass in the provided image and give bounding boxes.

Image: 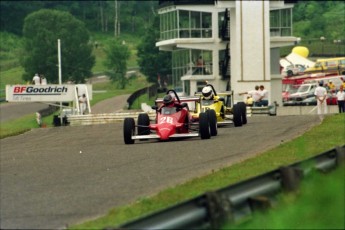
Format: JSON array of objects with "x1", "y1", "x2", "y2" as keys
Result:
[{"x1": 224, "y1": 166, "x2": 344, "y2": 229}]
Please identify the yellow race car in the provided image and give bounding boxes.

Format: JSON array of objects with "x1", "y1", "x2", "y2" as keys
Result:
[{"x1": 190, "y1": 84, "x2": 247, "y2": 134}]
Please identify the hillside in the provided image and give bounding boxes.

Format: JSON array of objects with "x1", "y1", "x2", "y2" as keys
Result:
[{"x1": 0, "y1": 1, "x2": 344, "y2": 87}]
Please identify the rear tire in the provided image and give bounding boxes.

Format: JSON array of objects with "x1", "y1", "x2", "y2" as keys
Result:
[
  {"x1": 206, "y1": 109, "x2": 217, "y2": 136},
  {"x1": 233, "y1": 104, "x2": 242, "y2": 127},
  {"x1": 199, "y1": 112, "x2": 210, "y2": 139},
  {"x1": 137, "y1": 113, "x2": 150, "y2": 135},
  {"x1": 237, "y1": 102, "x2": 247, "y2": 125},
  {"x1": 124, "y1": 118, "x2": 135, "y2": 144}
]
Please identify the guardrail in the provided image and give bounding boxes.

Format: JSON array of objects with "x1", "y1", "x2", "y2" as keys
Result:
[
  {"x1": 113, "y1": 145, "x2": 344, "y2": 230},
  {"x1": 127, "y1": 84, "x2": 158, "y2": 109}
]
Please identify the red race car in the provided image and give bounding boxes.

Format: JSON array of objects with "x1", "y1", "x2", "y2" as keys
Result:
[{"x1": 123, "y1": 89, "x2": 213, "y2": 144}]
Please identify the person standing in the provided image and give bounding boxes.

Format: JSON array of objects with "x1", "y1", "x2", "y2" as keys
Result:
[
  {"x1": 196, "y1": 56, "x2": 205, "y2": 74},
  {"x1": 40, "y1": 74, "x2": 47, "y2": 85},
  {"x1": 79, "y1": 94, "x2": 87, "y2": 115},
  {"x1": 327, "y1": 80, "x2": 336, "y2": 92},
  {"x1": 314, "y1": 80, "x2": 328, "y2": 120},
  {"x1": 336, "y1": 86, "x2": 345, "y2": 113},
  {"x1": 32, "y1": 73, "x2": 40, "y2": 85}
]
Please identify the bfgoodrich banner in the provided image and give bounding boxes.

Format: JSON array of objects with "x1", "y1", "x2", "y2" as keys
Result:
[{"x1": 6, "y1": 84, "x2": 91, "y2": 102}]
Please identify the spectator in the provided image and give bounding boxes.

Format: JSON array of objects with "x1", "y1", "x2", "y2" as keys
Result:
[
  {"x1": 327, "y1": 80, "x2": 336, "y2": 92},
  {"x1": 245, "y1": 96, "x2": 254, "y2": 107},
  {"x1": 314, "y1": 80, "x2": 328, "y2": 120},
  {"x1": 336, "y1": 86, "x2": 345, "y2": 113},
  {"x1": 40, "y1": 74, "x2": 47, "y2": 85},
  {"x1": 239, "y1": 86, "x2": 261, "y2": 107},
  {"x1": 194, "y1": 56, "x2": 205, "y2": 74},
  {"x1": 79, "y1": 94, "x2": 87, "y2": 115},
  {"x1": 32, "y1": 73, "x2": 40, "y2": 85},
  {"x1": 258, "y1": 85, "x2": 269, "y2": 106}
]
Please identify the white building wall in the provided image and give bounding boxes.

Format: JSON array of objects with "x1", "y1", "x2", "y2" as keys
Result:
[{"x1": 231, "y1": 1, "x2": 271, "y2": 103}]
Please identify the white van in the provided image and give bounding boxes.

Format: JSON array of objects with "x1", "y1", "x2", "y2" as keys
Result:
[{"x1": 283, "y1": 83, "x2": 317, "y2": 106}]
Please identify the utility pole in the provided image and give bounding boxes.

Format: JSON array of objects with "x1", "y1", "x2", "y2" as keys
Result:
[
  {"x1": 100, "y1": 1, "x2": 104, "y2": 32},
  {"x1": 114, "y1": 0, "x2": 118, "y2": 37}
]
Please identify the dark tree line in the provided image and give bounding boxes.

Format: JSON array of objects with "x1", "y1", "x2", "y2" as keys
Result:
[
  {"x1": 0, "y1": 1, "x2": 158, "y2": 36},
  {"x1": 1, "y1": 1, "x2": 343, "y2": 40}
]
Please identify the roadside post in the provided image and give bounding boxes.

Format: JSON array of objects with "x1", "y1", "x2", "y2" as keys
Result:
[{"x1": 58, "y1": 39, "x2": 63, "y2": 125}]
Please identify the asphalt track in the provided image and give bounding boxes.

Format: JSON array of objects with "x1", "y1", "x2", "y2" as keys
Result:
[{"x1": 0, "y1": 114, "x2": 321, "y2": 229}]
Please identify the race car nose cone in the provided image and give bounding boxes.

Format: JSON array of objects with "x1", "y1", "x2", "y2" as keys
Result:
[
  {"x1": 159, "y1": 128, "x2": 172, "y2": 140},
  {"x1": 157, "y1": 123, "x2": 175, "y2": 140}
]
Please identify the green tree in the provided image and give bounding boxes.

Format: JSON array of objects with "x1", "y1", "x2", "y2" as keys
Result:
[
  {"x1": 103, "y1": 38, "x2": 130, "y2": 89},
  {"x1": 293, "y1": 1, "x2": 344, "y2": 40},
  {"x1": 21, "y1": 9, "x2": 95, "y2": 83},
  {"x1": 137, "y1": 16, "x2": 171, "y2": 83}
]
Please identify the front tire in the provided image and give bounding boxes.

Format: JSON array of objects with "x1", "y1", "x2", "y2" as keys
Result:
[
  {"x1": 206, "y1": 109, "x2": 217, "y2": 136},
  {"x1": 199, "y1": 112, "x2": 210, "y2": 139},
  {"x1": 137, "y1": 113, "x2": 150, "y2": 135},
  {"x1": 124, "y1": 118, "x2": 135, "y2": 144}
]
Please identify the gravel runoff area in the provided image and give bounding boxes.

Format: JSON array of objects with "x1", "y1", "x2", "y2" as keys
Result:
[{"x1": 0, "y1": 98, "x2": 323, "y2": 229}]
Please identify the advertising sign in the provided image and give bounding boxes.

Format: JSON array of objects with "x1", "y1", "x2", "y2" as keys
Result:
[{"x1": 6, "y1": 84, "x2": 92, "y2": 102}]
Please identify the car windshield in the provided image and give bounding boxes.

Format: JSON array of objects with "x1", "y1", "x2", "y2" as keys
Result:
[
  {"x1": 161, "y1": 107, "x2": 177, "y2": 115},
  {"x1": 296, "y1": 85, "x2": 311, "y2": 93}
]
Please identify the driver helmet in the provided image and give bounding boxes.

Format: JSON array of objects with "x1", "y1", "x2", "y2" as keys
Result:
[
  {"x1": 163, "y1": 94, "x2": 174, "y2": 106},
  {"x1": 202, "y1": 86, "x2": 213, "y2": 100}
]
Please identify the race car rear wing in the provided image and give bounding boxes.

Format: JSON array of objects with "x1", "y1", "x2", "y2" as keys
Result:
[
  {"x1": 155, "y1": 96, "x2": 200, "y2": 104},
  {"x1": 194, "y1": 91, "x2": 233, "y2": 97}
]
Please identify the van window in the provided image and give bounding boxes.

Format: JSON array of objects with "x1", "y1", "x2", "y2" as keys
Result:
[
  {"x1": 326, "y1": 61, "x2": 337, "y2": 67},
  {"x1": 314, "y1": 62, "x2": 321, "y2": 67},
  {"x1": 297, "y1": 85, "x2": 311, "y2": 93}
]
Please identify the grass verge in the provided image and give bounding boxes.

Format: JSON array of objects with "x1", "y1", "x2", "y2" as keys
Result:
[
  {"x1": 0, "y1": 113, "x2": 40, "y2": 138},
  {"x1": 70, "y1": 114, "x2": 345, "y2": 229}
]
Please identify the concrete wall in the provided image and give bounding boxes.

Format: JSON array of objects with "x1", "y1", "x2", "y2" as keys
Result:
[
  {"x1": 231, "y1": 1, "x2": 271, "y2": 103},
  {"x1": 277, "y1": 105, "x2": 340, "y2": 116}
]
